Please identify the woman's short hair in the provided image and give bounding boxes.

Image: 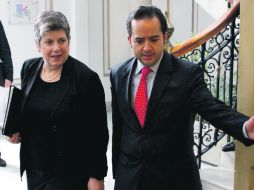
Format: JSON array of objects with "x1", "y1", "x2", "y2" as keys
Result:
[{"x1": 34, "y1": 10, "x2": 70, "y2": 44}]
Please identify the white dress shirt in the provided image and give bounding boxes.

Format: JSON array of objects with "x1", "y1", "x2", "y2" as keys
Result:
[{"x1": 131, "y1": 54, "x2": 163, "y2": 107}]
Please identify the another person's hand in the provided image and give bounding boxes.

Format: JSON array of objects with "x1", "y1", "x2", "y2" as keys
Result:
[
  {"x1": 4, "y1": 79, "x2": 12, "y2": 88},
  {"x1": 7, "y1": 132, "x2": 21, "y2": 144},
  {"x1": 87, "y1": 177, "x2": 104, "y2": 190},
  {"x1": 245, "y1": 116, "x2": 254, "y2": 140}
]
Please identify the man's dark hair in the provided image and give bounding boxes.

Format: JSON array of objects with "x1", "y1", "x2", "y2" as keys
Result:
[{"x1": 126, "y1": 5, "x2": 168, "y2": 36}]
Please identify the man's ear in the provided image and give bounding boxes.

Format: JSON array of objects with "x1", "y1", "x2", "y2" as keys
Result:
[
  {"x1": 163, "y1": 32, "x2": 168, "y2": 45},
  {"x1": 128, "y1": 36, "x2": 132, "y2": 48}
]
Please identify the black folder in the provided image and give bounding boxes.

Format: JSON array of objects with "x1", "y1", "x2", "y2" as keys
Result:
[{"x1": 2, "y1": 85, "x2": 21, "y2": 136}]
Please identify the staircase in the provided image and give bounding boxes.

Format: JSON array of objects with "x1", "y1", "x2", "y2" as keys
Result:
[
  {"x1": 170, "y1": 3, "x2": 240, "y2": 189},
  {"x1": 200, "y1": 147, "x2": 235, "y2": 190},
  {"x1": 169, "y1": 2, "x2": 240, "y2": 189}
]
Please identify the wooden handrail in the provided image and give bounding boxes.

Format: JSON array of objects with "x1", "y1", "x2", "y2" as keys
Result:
[{"x1": 171, "y1": 1, "x2": 240, "y2": 57}]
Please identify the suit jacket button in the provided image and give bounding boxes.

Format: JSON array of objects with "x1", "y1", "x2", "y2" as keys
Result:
[
  {"x1": 51, "y1": 125, "x2": 57, "y2": 132},
  {"x1": 141, "y1": 134, "x2": 146, "y2": 138},
  {"x1": 57, "y1": 151, "x2": 63, "y2": 159}
]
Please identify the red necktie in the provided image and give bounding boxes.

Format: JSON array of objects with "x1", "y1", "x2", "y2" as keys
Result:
[{"x1": 134, "y1": 66, "x2": 151, "y2": 127}]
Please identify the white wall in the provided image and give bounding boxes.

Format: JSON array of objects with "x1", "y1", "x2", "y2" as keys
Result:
[
  {"x1": 0, "y1": 0, "x2": 47, "y2": 79},
  {"x1": 0, "y1": 0, "x2": 219, "y2": 104},
  {"x1": 51, "y1": 0, "x2": 89, "y2": 68},
  {"x1": 0, "y1": 0, "x2": 114, "y2": 103},
  {"x1": 194, "y1": 4, "x2": 215, "y2": 34},
  {"x1": 52, "y1": 0, "x2": 131, "y2": 104},
  {"x1": 169, "y1": 0, "x2": 193, "y2": 43},
  {"x1": 168, "y1": 0, "x2": 218, "y2": 44}
]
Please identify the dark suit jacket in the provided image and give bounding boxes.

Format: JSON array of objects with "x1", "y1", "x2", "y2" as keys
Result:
[
  {"x1": 110, "y1": 52, "x2": 252, "y2": 190},
  {"x1": 0, "y1": 20, "x2": 13, "y2": 86},
  {"x1": 19, "y1": 56, "x2": 109, "y2": 183}
]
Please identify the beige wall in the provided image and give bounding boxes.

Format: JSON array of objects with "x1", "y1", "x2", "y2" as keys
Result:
[{"x1": 234, "y1": 0, "x2": 254, "y2": 189}]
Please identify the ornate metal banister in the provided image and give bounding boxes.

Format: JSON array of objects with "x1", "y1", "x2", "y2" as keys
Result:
[
  {"x1": 170, "y1": 1, "x2": 240, "y2": 168},
  {"x1": 171, "y1": 1, "x2": 239, "y2": 57}
]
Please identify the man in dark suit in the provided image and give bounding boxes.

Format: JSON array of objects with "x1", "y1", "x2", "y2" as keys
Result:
[
  {"x1": 110, "y1": 5, "x2": 254, "y2": 190},
  {"x1": 0, "y1": 20, "x2": 13, "y2": 167}
]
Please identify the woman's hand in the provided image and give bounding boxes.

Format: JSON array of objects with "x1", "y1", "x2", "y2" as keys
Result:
[
  {"x1": 87, "y1": 177, "x2": 104, "y2": 190},
  {"x1": 7, "y1": 132, "x2": 21, "y2": 144}
]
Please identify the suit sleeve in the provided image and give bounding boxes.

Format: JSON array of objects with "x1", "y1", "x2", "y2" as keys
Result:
[
  {"x1": 84, "y1": 73, "x2": 109, "y2": 179},
  {"x1": 110, "y1": 70, "x2": 122, "y2": 179},
  {"x1": 187, "y1": 64, "x2": 253, "y2": 145},
  {"x1": 0, "y1": 21, "x2": 13, "y2": 81}
]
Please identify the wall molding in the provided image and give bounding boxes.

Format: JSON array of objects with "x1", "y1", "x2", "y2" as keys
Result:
[{"x1": 102, "y1": 0, "x2": 110, "y2": 76}]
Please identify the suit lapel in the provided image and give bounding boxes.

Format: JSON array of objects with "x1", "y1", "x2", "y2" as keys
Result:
[
  {"x1": 24, "y1": 60, "x2": 43, "y2": 96},
  {"x1": 21, "y1": 59, "x2": 43, "y2": 111},
  {"x1": 120, "y1": 58, "x2": 142, "y2": 131},
  {"x1": 120, "y1": 53, "x2": 174, "y2": 130},
  {"x1": 121, "y1": 60, "x2": 133, "y2": 107},
  {"x1": 145, "y1": 53, "x2": 173, "y2": 127}
]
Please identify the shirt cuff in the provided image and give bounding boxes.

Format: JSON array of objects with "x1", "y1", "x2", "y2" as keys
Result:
[{"x1": 243, "y1": 121, "x2": 249, "y2": 139}]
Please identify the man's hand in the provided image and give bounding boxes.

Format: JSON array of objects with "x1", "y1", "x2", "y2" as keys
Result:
[
  {"x1": 87, "y1": 177, "x2": 104, "y2": 190},
  {"x1": 4, "y1": 79, "x2": 12, "y2": 88},
  {"x1": 7, "y1": 132, "x2": 21, "y2": 144},
  {"x1": 245, "y1": 116, "x2": 254, "y2": 140}
]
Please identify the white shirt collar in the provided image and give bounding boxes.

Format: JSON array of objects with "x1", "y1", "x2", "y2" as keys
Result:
[{"x1": 135, "y1": 53, "x2": 164, "y2": 76}]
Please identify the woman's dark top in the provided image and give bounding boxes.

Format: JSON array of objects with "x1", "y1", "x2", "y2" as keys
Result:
[{"x1": 22, "y1": 75, "x2": 62, "y2": 173}]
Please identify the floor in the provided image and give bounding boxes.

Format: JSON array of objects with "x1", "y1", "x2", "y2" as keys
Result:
[
  {"x1": 0, "y1": 135, "x2": 26, "y2": 189},
  {"x1": 0, "y1": 111, "x2": 114, "y2": 190}
]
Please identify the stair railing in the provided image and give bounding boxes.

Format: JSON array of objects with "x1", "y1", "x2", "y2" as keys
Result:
[{"x1": 170, "y1": 1, "x2": 240, "y2": 168}]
